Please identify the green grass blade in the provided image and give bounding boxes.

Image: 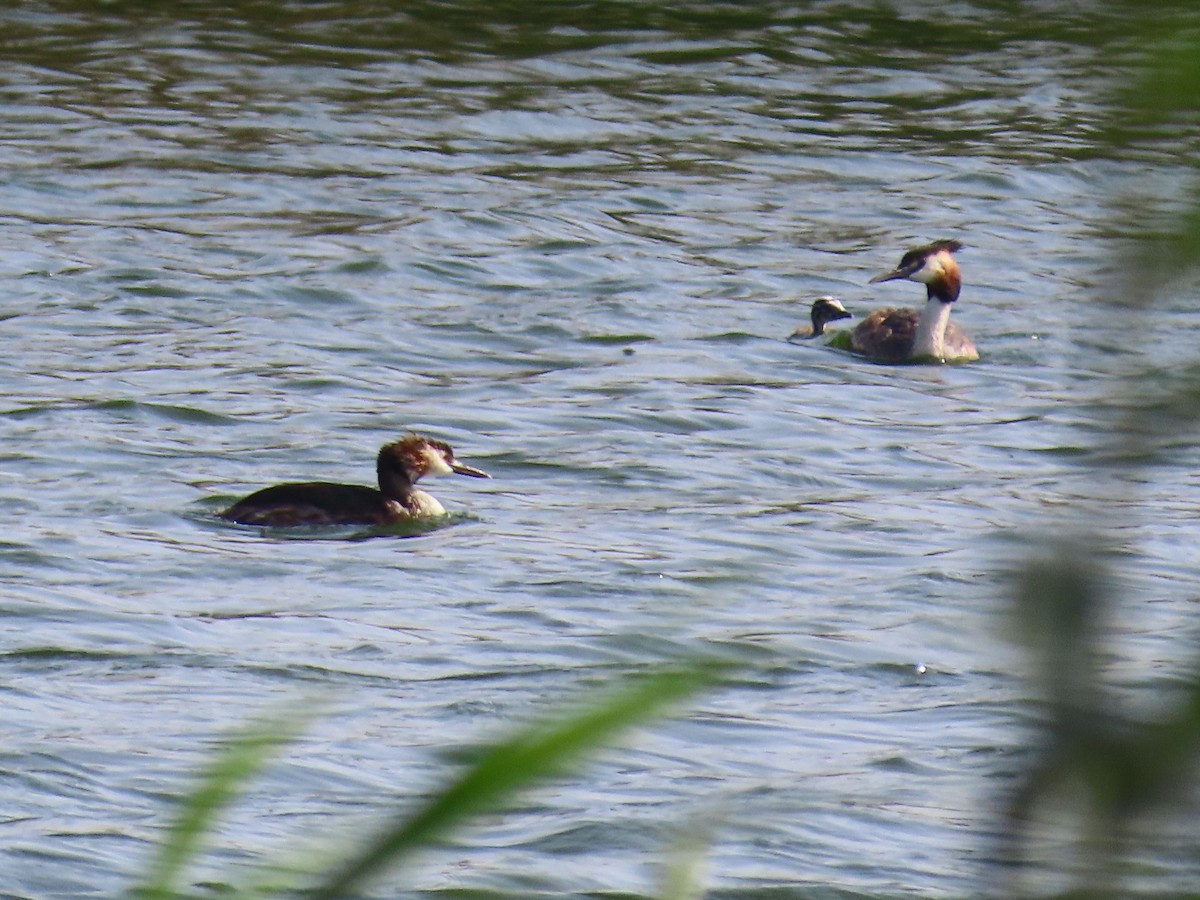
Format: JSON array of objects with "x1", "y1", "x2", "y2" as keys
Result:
[
  {"x1": 657, "y1": 817, "x2": 717, "y2": 900},
  {"x1": 134, "y1": 702, "x2": 317, "y2": 900},
  {"x1": 303, "y1": 661, "x2": 726, "y2": 900}
]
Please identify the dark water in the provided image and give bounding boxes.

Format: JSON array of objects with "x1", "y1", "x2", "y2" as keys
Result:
[{"x1": 2, "y1": 2, "x2": 1198, "y2": 896}]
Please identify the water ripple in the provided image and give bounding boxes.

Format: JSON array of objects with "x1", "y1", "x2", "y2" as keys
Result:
[{"x1": 0, "y1": 2, "x2": 1196, "y2": 897}]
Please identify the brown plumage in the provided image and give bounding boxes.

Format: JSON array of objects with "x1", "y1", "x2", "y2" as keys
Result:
[
  {"x1": 851, "y1": 307, "x2": 921, "y2": 363},
  {"x1": 850, "y1": 308, "x2": 976, "y2": 364},
  {"x1": 219, "y1": 434, "x2": 490, "y2": 527}
]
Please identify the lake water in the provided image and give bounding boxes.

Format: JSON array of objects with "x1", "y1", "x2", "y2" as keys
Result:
[{"x1": 2, "y1": 2, "x2": 1199, "y2": 897}]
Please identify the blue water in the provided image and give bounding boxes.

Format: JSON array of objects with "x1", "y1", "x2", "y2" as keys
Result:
[{"x1": 1, "y1": 3, "x2": 1198, "y2": 897}]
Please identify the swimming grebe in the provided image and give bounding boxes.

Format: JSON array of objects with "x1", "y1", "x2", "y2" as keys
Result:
[
  {"x1": 787, "y1": 296, "x2": 852, "y2": 341},
  {"x1": 850, "y1": 240, "x2": 978, "y2": 363},
  {"x1": 219, "y1": 434, "x2": 491, "y2": 527}
]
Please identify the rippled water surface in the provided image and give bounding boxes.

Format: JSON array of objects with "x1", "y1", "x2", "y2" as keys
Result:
[{"x1": 3, "y1": 2, "x2": 1200, "y2": 897}]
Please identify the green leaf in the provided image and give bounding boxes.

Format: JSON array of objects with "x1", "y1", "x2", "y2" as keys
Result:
[
  {"x1": 302, "y1": 660, "x2": 726, "y2": 900},
  {"x1": 134, "y1": 702, "x2": 318, "y2": 900}
]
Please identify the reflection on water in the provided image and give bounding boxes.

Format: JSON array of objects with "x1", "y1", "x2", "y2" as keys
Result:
[{"x1": 1, "y1": 1, "x2": 1198, "y2": 896}]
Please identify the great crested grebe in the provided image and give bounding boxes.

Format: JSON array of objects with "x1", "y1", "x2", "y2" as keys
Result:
[
  {"x1": 850, "y1": 240, "x2": 978, "y2": 363},
  {"x1": 219, "y1": 434, "x2": 490, "y2": 527},
  {"x1": 787, "y1": 296, "x2": 852, "y2": 341}
]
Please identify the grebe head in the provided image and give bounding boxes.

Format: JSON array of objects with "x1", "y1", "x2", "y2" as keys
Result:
[
  {"x1": 811, "y1": 296, "x2": 851, "y2": 333},
  {"x1": 788, "y1": 296, "x2": 852, "y2": 341},
  {"x1": 379, "y1": 434, "x2": 491, "y2": 488},
  {"x1": 869, "y1": 239, "x2": 962, "y2": 303}
]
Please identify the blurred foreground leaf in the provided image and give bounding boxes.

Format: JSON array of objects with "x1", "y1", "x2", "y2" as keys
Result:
[
  {"x1": 135, "y1": 702, "x2": 318, "y2": 900},
  {"x1": 299, "y1": 660, "x2": 727, "y2": 899},
  {"x1": 1110, "y1": 27, "x2": 1200, "y2": 294},
  {"x1": 999, "y1": 19, "x2": 1200, "y2": 892},
  {"x1": 1004, "y1": 544, "x2": 1200, "y2": 892},
  {"x1": 657, "y1": 815, "x2": 717, "y2": 900}
]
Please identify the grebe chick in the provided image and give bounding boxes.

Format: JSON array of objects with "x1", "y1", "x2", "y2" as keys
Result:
[
  {"x1": 850, "y1": 240, "x2": 978, "y2": 363},
  {"x1": 219, "y1": 434, "x2": 490, "y2": 527},
  {"x1": 787, "y1": 296, "x2": 852, "y2": 341}
]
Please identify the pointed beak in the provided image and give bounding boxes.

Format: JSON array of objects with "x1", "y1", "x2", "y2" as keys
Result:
[
  {"x1": 451, "y1": 461, "x2": 491, "y2": 479},
  {"x1": 868, "y1": 259, "x2": 921, "y2": 283},
  {"x1": 833, "y1": 308, "x2": 852, "y2": 321},
  {"x1": 869, "y1": 266, "x2": 911, "y2": 284}
]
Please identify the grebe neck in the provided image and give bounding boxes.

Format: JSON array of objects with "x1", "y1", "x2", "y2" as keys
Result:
[
  {"x1": 378, "y1": 466, "x2": 414, "y2": 500},
  {"x1": 912, "y1": 294, "x2": 953, "y2": 360}
]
